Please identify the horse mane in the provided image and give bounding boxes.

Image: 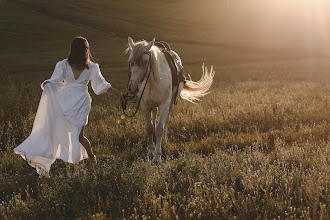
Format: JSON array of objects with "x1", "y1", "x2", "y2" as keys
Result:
[
  {"x1": 126, "y1": 40, "x2": 147, "y2": 66},
  {"x1": 126, "y1": 40, "x2": 168, "y2": 82},
  {"x1": 149, "y1": 46, "x2": 164, "y2": 81}
]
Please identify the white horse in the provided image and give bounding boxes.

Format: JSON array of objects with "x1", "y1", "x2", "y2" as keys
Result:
[{"x1": 126, "y1": 37, "x2": 215, "y2": 163}]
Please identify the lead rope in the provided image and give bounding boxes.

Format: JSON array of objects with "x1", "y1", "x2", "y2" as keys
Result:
[{"x1": 121, "y1": 54, "x2": 152, "y2": 117}]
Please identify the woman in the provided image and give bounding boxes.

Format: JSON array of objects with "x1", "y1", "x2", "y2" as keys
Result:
[{"x1": 14, "y1": 36, "x2": 122, "y2": 175}]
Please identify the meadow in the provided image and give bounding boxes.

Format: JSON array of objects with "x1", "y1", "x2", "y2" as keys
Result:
[{"x1": 0, "y1": 0, "x2": 329, "y2": 219}]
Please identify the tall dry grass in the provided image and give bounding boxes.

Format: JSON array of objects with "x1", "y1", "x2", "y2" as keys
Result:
[{"x1": 0, "y1": 73, "x2": 329, "y2": 219}]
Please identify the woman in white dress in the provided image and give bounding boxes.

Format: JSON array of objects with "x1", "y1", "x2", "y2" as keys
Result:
[{"x1": 14, "y1": 36, "x2": 123, "y2": 175}]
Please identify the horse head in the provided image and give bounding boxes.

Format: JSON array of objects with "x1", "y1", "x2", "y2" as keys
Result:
[{"x1": 127, "y1": 37, "x2": 155, "y2": 94}]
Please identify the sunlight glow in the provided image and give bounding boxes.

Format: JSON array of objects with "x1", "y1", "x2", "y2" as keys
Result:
[
  {"x1": 272, "y1": 0, "x2": 330, "y2": 50},
  {"x1": 238, "y1": 0, "x2": 330, "y2": 51},
  {"x1": 175, "y1": 0, "x2": 330, "y2": 53}
]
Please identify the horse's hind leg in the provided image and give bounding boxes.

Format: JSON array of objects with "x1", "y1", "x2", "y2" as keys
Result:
[
  {"x1": 153, "y1": 101, "x2": 170, "y2": 164},
  {"x1": 142, "y1": 107, "x2": 155, "y2": 159}
]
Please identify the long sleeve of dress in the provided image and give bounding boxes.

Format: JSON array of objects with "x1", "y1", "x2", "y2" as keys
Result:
[
  {"x1": 41, "y1": 61, "x2": 65, "y2": 90},
  {"x1": 90, "y1": 63, "x2": 111, "y2": 95}
]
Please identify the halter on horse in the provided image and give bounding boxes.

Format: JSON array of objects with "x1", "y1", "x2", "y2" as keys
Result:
[{"x1": 121, "y1": 51, "x2": 152, "y2": 117}]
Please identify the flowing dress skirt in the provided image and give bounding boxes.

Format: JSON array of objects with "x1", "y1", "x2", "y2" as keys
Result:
[{"x1": 14, "y1": 82, "x2": 90, "y2": 175}]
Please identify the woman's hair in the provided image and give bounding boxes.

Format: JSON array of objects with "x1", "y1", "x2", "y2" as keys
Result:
[{"x1": 68, "y1": 36, "x2": 92, "y2": 70}]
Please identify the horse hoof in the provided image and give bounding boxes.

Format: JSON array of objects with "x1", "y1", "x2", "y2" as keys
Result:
[
  {"x1": 147, "y1": 152, "x2": 153, "y2": 160},
  {"x1": 151, "y1": 156, "x2": 161, "y2": 164}
]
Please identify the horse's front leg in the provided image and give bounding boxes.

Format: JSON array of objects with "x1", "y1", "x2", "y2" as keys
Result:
[
  {"x1": 163, "y1": 103, "x2": 173, "y2": 143},
  {"x1": 152, "y1": 101, "x2": 170, "y2": 164},
  {"x1": 142, "y1": 106, "x2": 155, "y2": 159},
  {"x1": 151, "y1": 107, "x2": 157, "y2": 144}
]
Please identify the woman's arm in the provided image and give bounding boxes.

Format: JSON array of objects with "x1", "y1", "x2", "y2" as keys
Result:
[
  {"x1": 107, "y1": 87, "x2": 123, "y2": 99},
  {"x1": 41, "y1": 61, "x2": 64, "y2": 90}
]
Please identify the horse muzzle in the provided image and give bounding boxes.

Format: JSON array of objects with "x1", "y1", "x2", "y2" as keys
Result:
[{"x1": 128, "y1": 82, "x2": 139, "y2": 95}]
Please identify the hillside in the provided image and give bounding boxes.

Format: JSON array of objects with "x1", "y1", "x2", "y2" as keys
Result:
[{"x1": 2, "y1": 0, "x2": 330, "y2": 84}]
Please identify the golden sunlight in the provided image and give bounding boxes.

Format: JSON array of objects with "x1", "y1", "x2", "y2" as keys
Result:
[
  {"x1": 207, "y1": 0, "x2": 330, "y2": 52},
  {"x1": 264, "y1": 0, "x2": 330, "y2": 50}
]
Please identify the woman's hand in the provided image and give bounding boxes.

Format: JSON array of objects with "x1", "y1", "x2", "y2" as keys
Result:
[{"x1": 107, "y1": 87, "x2": 123, "y2": 99}]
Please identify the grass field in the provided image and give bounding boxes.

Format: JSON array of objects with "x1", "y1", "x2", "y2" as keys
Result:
[{"x1": 0, "y1": 0, "x2": 329, "y2": 219}]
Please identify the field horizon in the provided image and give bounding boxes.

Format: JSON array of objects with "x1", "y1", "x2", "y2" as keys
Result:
[{"x1": 0, "y1": 0, "x2": 329, "y2": 219}]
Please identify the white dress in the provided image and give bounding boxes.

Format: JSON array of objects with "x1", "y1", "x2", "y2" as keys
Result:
[{"x1": 14, "y1": 59, "x2": 111, "y2": 175}]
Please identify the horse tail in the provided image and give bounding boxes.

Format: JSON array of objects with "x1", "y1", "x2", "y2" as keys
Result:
[{"x1": 180, "y1": 64, "x2": 215, "y2": 103}]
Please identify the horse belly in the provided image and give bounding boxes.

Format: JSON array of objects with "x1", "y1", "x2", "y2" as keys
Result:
[{"x1": 143, "y1": 85, "x2": 171, "y2": 108}]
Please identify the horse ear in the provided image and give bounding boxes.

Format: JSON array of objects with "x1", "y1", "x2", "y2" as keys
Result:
[
  {"x1": 128, "y1": 37, "x2": 134, "y2": 50},
  {"x1": 145, "y1": 38, "x2": 155, "y2": 51}
]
